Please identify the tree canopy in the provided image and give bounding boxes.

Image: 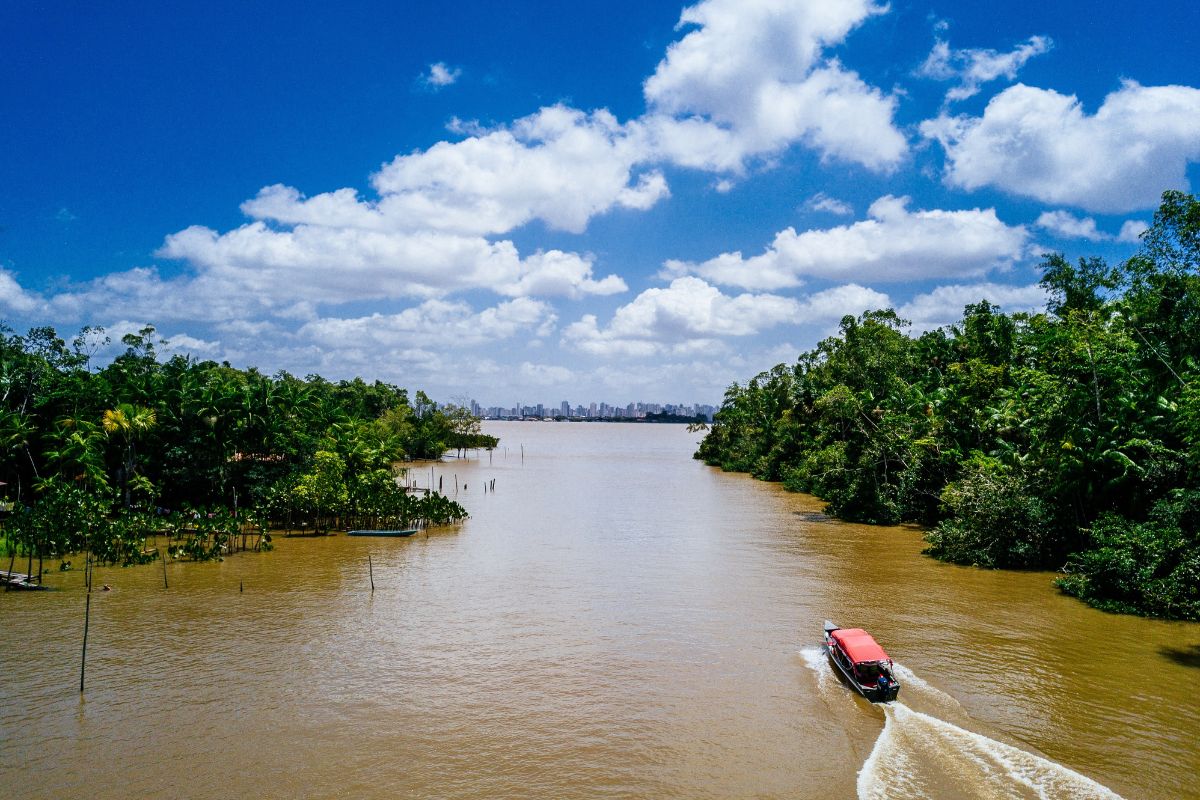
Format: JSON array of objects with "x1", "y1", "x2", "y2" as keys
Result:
[{"x1": 0, "y1": 335, "x2": 490, "y2": 570}]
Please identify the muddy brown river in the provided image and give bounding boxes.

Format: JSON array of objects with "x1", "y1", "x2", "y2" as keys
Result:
[{"x1": 1, "y1": 422, "x2": 1197, "y2": 798}]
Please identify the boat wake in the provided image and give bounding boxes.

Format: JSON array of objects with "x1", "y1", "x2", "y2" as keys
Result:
[
  {"x1": 858, "y1": 703, "x2": 1123, "y2": 800},
  {"x1": 800, "y1": 650, "x2": 1123, "y2": 799}
]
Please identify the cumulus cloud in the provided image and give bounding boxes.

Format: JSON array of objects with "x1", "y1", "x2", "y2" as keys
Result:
[
  {"x1": 372, "y1": 106, "x2": 669, "y2": 235},
  {"x1": 897, "y1": 282, "x2": 1048, "y2": 332},
  {"x1": 805, "y1": 192, "x2": 853, "y2": 215},
  {"x1": 519, "y1": 362, "x2": 576, "y2": 386},
  {"x1": 1035, "y1": 210, "x2": 1109, "y2": 242},
  {"x1": 151, "y1": 2, "x2": 916, "y2": 322},
  {"x1": 158, "y1": 221, "x2": 625, "y2": 306},
  {"x1": 668, "y1": 195, "x2": 1028, "y2": 290},
  {"x1": 0, "y1": 268, "x2": 43, "y2": 314},
  {"x1": 162, "y1": 333, "x2": 221, "y2": 355},
  {"x1": 797, "y1": 283, "x2": 890, "y2": 320},
  {"x1": 424, "y1": 62, "x2": 461, "y2": 88},
  {"x1": 563, "y1": 276, "x2": 802, "y2": 356},
  {"x1": 1118, "y1": 220, "x2": 1149, "y2": 243},
  {"x1": 643, "y1": 0, "x2": 906, "y2": 172},
  {"x1": 922, "y1": 81, "x2": 1200, "y2": 212},
  {"x1": 918, "y1": 35, "x2": 1052, "y2": 103},
  {"x1": 300, "y1": 298, "x2": 557, "y2": 349}
]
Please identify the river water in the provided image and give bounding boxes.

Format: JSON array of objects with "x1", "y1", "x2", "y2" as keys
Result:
[{"x1": 1, "y1": 422, "x2": 1197, "y2": 798}]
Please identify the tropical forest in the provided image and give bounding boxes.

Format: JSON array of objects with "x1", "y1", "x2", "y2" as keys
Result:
[
  {"x1": 0, "y1": 325, "x2": 492, "y2": 576},
  {"x1": 696, "y1": 191, "x2": 1200, "y2": 620}
]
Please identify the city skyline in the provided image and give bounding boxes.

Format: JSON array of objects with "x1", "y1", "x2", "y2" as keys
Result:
[{"x1": 467, "y1": 398, "x2": 716, "y2": 421}]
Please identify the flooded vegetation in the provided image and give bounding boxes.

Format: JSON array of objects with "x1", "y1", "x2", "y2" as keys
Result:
[{"x1": 0, "y1": 326, "x2": 475, "y2": 580}]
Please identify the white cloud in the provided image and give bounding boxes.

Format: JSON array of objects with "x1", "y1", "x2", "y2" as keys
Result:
[
  {"x1": 1118, "y1": 219, "x2": 1149, "y2": 243},
  {"x1": 146, "y1": 2, "x2": 919, "y2": 325},
  {"x1": 518, "y1": 362, "x2": 576, "y2": 386},
  {"x1": 162, "y1": 333, "x2": 221, "y2": 355},
  {"x1": 897, "y1": 282, "x2": 1048, "y2": 332},
  {"x1": 797, "y1": 283, "x2": 890, "y2": 320},
  {"x1": 805, "y1": 192, "x2": 853, "y2": 215},
  {"x1": 424, "y1": 62, "x2": 461, "y2": 87},
  {"x1": 563, "y1": 276, "x2": 801, "y2": 356},
  {"x1": 1035, "y1": 210, "x2": 1109, "y2": 241},
  {"x1": 922, "y1": 81, "x2": 1200, "y2": 212},
  {"x1": 918, "y1": 35, "x2": 1052, "y2": 103},
  {"x1": 300, "y1": 298, "x2": 557, "y2": 349},
  {"x1": 0, "y1": 269, "x2": 43, "y2": 314},
  {"x1": 643, "y1": 0, "x2": 906, "y2": 172},
  {"x1": 669, "y1": 195, "x2": 1028, "y2": 290},
  {"x1": 158, "y1": 222, "x2": 625, "y2": 304},
  {"x1": 372, "y1": 106, "x2": 667, "y2": 235}
]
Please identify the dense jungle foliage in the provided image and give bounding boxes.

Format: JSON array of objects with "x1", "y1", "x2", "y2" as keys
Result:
[
  {"x1": 0, "y1": 327, "x2": 489, "y2": 574},
  {"x1": 696, "y1": 191, "x2": 1200, "y2": 620}
]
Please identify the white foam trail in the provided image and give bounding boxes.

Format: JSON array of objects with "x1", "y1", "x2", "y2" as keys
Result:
[
  {"x1": 799, "y1": 645, "x2": 859, "y2": 710},
  {"x1": 799, "y1": 645, "x2": 829, "y2": 677},
  {"x1": 858, "y1": 703, "x2": 1123, "y2": 800},
  {"x1": 891, "y1": 661, "x2": 949, "y2": 700},
  {"x1": 890, "y1": 660, "x2": 966, "y2": 717},
  {"x1": 858, "y1": 708, "x2": 925, "y2": 799}
]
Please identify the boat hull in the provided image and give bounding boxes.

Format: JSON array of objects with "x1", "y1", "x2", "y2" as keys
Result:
[
  {"x1": 347, "y1": 529, "x2": 419, "y2": 537},
  {"x1": 823, "y1": 622, "x2": 900, "y2": 703}
]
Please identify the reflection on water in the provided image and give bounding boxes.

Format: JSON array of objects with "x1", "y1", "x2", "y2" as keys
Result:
[{"x1": 0, "y1": 422, "x2": 1196, "y2": 799}]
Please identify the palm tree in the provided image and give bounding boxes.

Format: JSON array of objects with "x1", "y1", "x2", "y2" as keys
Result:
[{"x1": 102, "y1": 403, "x2": 156, "y2": 507}]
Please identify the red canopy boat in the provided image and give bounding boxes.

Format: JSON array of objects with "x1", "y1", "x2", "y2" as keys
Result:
[{"x1": 823, "y1": 621, "x2": 900, "y2": 702}]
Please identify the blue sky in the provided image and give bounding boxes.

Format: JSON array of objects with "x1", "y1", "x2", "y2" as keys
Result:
[{"x1": 3, "y1": 1, "x2": 1199, "y2": 407}]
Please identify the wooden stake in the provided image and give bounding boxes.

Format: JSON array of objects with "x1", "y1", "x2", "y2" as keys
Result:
[
  {"x1": 80, "y1": 582, "x2": 92, "y2": 693},
  {"x1": 368, "y1": 554, "x2": 375, "y2": 592},
  {"x1": 160, "y1": 547, "x2": 168, "y2": 589}
]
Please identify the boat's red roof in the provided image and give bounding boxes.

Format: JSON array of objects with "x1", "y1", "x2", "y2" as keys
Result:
[{"x1": 831, "y1": 628, "x2": 890, "y2": 663}]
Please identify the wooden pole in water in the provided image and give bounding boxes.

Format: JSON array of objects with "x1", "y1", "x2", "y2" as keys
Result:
[
  {"x1": 160, "y1": 547, "x2": 168, "y2": 589},
  {"x1": 240, "y1": 580, "x2": 243, "y2": 593},
  {"x1": 368, "y1": 554, "x2": 375, "y2": 592},
  {"x1": 80, "y1": 562, "x2": 92, "y2": 693},
  {"x1": 454, "y1": 474, "x2": 458, "y2": 493},
  {"x1": 521, "y1": 444, "x2": 524, "y2": 464}
]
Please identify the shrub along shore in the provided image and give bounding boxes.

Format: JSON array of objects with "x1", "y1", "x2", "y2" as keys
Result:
[
  {"x1": 696, "y1": 191, "x2": 1200, "y2": 620},
  {"x1": 0, "y1": 330, "x2": 490, "y2": 580}
]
